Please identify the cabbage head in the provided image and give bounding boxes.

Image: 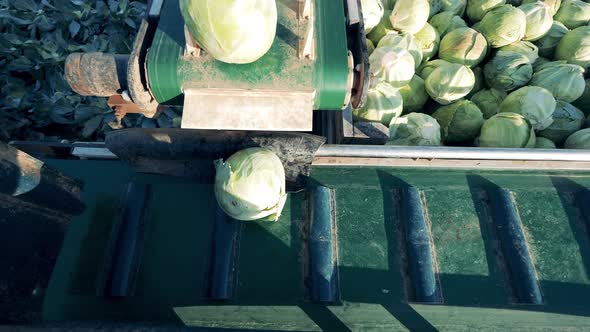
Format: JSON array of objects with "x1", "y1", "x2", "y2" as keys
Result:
[
  {"x1": 214, "y1": 148, "x2": 286, "y2": 221},
  {"x1": 498, "y1": 41, "x2": 539, "y2": 64},
  {"x1": 414, "y1": 23, "x2": 441, "y2": 60},
  {"x1": 522, "y1": 0, "x2": 561, "y2": 15},
  {"x1": 362, "y1": 0, "x2": 385, "y2": 34},
  {"x1": 477, "y1": 112, "x2": 536, "y2": 147},
  {"x1": 425, "y1": 63, "x2": 475, "y2": 104},
  {"x1": 470, "y1": 88, "x2": 507, "y2": 119},
  {"x1": 418, "y1": 59, "x2": 453, "y2": 79},
  {"x1": 519, "y1": 1, "x2": 554, "y2": 41},
  {"x1": 534, "y1": 21, "x2": 569, "y2": 58},
  {"x1": 180, "y1": 0, "x2": 277, "y2": 64},
  {"x1": 564, "y1": 128, "x2": 590, "y2": 148},
  {"x1": 440, "y1": 0, "x2": 468, "y2": 16},
  {"x1": 369, "y1": 46, "x2": 416, "y2": 87},
  {"x1": 479, "y1": 5, "x2": 527, "y2": 47},
  {"x1": 432, "y1": 100, "x2": 484, "y2": 143},
  {"x1": 554, "y1": 0, "x2": 590, "y2": 29},
  {"x1": 429, "y1": 11, "x2": 468, "y2": 37},
  {"x1": 389, "y1": 0, "x2": 430, "y2": 34},
  {"x1": 467, "y1": 0, "x2": 506, "y2": 23},
  {"x1": 388, "y1": 113, "x2": 442, "y2": 146},
  {"x1": 439, "y1": 28, "x2": 488, "y2": 66},
  {"x1": 499, "y1": 86, "x2": 556, "y2": 130},
  {"x1": 377, "y1": 32, "x2": 423, "y2": 68},
  {"x1": 535, "y1": 137, "x2": 557, "y2": 148},
  {"x1": 353, "y1": 82, "x2": 404, "y2": 125},
  {"x1": 483, "y1": 51, "x2": 533, "y2": 91},
  {"x1": 538, "y1": 101, "x2": 585, "y2": 144},
  {"x1": 529, "y1": 61, "x2": 585, "y2": 102},
  {"x1": 367, "y1": 10, "x2": 395, "y2": 44},
  {"x1": 555, "y1": 26, "x2": 590, "y2": 71}
]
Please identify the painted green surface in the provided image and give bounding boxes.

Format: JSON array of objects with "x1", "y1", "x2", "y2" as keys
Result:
[
  {"x1": 42, "y1": 160, "x2": 590, "y2": 330},
  {"x1": 147, "y1": 0, "x2": 349, "y2": 109}
]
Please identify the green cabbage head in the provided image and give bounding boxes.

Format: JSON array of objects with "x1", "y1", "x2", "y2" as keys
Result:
[
  {"x1": 555, "y1": 26, "x2": 590, "y2": 71},
  {"x1": 429, "y1": 11, "x2": 468, "y2": 37},
  {"x1": 425, "y1": 63, "x2": 475, "y2": 104},
  {"x1": 214, "y1": 148, "x2": 287, "y2": 221},
  {"x1": 388, "y1": 113, "x2": 442, "y2": 146},
  {"x1": 522, "y1": 0, "x2": 561, "y2": 15},
  {"x1": 564, "y1": 128, "x2": 590, "y2": 148},
  {"x1": 467, "y1": 0, "x2": 506, "y2": 23},
  {"x1": 180, "y1": 0, "x2": 277, "y2": 64},
  {"x1": 519, "y1": 1, "x2": 554, "y2": 41},
  {"x1": 470, "y1": 88, "x2": 507, "y2": 119},
  {"x1": 538, "y1": 101, "x2": 585, "y2": 144},
  {"x1": 438, "y1": 28, "x2": 488, "y2": 66},
  {"x1": 432, "y1": 100, "x2": 485, "y2": 143},
  {"x1": 414, "y1": 23, "x2": 441, "y2": 60},
  {"x1": 353, "y1": 82, "x2": 404, "y2": 125},
  {"x1": 399, "y1": 75, "x2": 429, "y2": 113},
  {"x1": 377, "y1": 32, "x2": 423, "y2": 68},
  {"x1": 499, "y1": 86, "x2": 556, "y2": 130},
  {"x1": 498, "y1": 41, "x2": 539, "y2": 64},
  {"x1": 479, "y1": 5, "x2": 527, "y2": 47},
  {"x1": 389, "y1": 0, "x2": 430, "y2": 34},
  {"x1": 362, "y1": 0, "x2": 385, "y2": 34},
  {"x1": 535, "y1": 137, "x2": 557, "y2": 148},
  {"x1": 554, "y1": 0, "x2": 590, "y2": 29},
  {"x1": 483, "y1": 51, "x2": 533, "y2": 91},
  {"x1": 529, "y1": 61, "x2": 585, "y2": 102},
  {"x1": 369, "y1": 46, "x2": 416, "y2": 87},
  {"x1": 477, "y1": 112, "x2": 536, "y2": 147}
]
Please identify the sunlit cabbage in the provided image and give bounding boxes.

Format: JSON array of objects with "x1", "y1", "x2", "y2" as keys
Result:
[
  {"x1": 369, "y1": 46, "x2": 416, "y2": 87},
  {"x1": 353, "y1": 82, "x2": 404, "y2": 125},
  {"x1": 214, "y1": 148, "x2": 286, "y2": 221},
  {"x1": 438, "y1": 27, "x2": 488, "y2": 66},
  {"x1": 470, "y1": 88, "x2": 507, "y2": 119},
  {"x1": 477, "y1": 112, "x2": 536, "y2": 147},
  {"x1": 414, "y1": 23, "x2": 441, "y2": 60},
  {"x1": 499, "y1": 86, "x2": 556, "y2": 130},
  {"x1": 529, "y1": 62, "x2": 585, "y2": 102},
  {"x1": 377, "y1": 32, "x2": 423, "y2": 68},
  {"x1": 388, "y1": 113, "x2": 442, "y2": 145},
  {"x1": 367, "y1": 39, "x2": 375, "y2": 55},
  {"x1": 425, "y1": 63, "x2": 475, "y2": 104},
  {"x1": 554, "y1": 0, "x2": 590, "y2": 29},
  {"x1": 399, "y1": 75, "x2": 429, "y2": 112},
  {"x1": 418, "y1": 59, "x2": 453, "y2": 79},
  {"x1": 467, "y1": 0, "x2": 506, "y2": 23},
  {"x1": 519, "y1": 1, "x2": 553, "y2": 41},
  {"x1": 535, "y1": 137, "x2": 557, "y2": 148},
  {"x1": 440, "y1": 0, "x2": 468, "y2": 16},
  {"x1": 432, "y1": 100, "x2": 485, "y2": 142},
  {"x1": 429, "y1": 11, "x2": 468, "y2": 37},
  {"x1": 534, "y1": 21, "x2": 569, "y2": 58},
  {"x1": 367, "y1": 10, "x2": 395, "y2": 44},
  {"x1": 430, "y1": 0, "x2": 443, "y2": 17},
  {"x1": 362, "y1": 0, "x2": 385, "y2": 34},
  {"x1": 483, "y1": 51, "x2": 533, "y2": 91},
  {"x1": 498, "y1": 41, "x2": 539, "y2": 63},
  {"x1": 564, "y1": 128, "x2": 590, "y2": 148},
  {"x1": 479, "y1": 5, "x2": 527, "y2": 47},
  {"x1": 538, "y1": 101, "x2": 585, "y2": 144},
  {"x1": 390, "y1": 0, "x2": 430, "y2": 34},
  {"x1": 522, "y1": 0, "x2": 562, "y2": 15},
  {"x1": 180, "y1": 0, "x2": 277, "y2": 64},
  {"x1": 555, "y1": 26, "x2": 590, "y2": 71},
  {"x1": 468, "y1": 66, "x2": 486, "y2": 98},
  {"x1": 572, "y1": 79, "x2": 590, "y2": 115}
]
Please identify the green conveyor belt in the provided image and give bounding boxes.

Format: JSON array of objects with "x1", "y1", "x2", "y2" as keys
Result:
[{"x1": 147, "y1": 0, "x2": 349, "y2": 110}]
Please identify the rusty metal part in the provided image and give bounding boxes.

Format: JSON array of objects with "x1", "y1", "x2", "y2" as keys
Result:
[
  {"x1": 64, "y1": 53, "x2": 129, "y2": 97},
  {"x1": 127, "y1": 19, "x2": 160, "y2": 118}
]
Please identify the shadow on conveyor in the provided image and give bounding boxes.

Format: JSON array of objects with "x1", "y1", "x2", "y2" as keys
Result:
[{"x1": 58, "y1": 172, "x2": 590, "y2": 331}]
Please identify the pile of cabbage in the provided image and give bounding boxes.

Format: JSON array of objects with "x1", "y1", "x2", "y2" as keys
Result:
[{"x1": 358, "y1": 0, "x2": 590, "y2": 149}]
